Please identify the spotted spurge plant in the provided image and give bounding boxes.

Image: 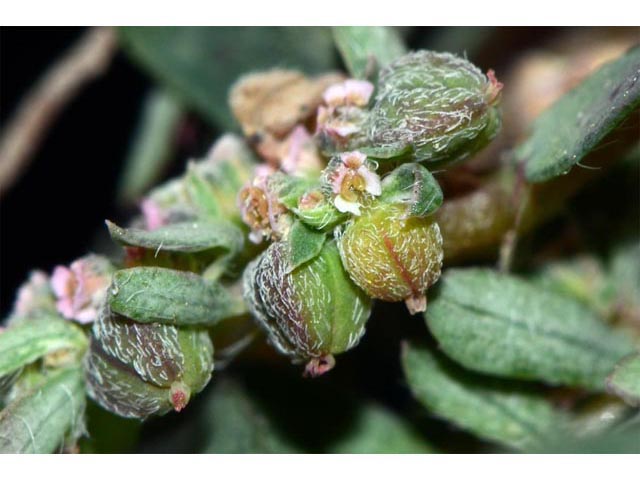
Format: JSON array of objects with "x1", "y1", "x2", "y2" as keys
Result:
[{"x1": 1, "y1": 27, "x2": 639, "y2": 454}]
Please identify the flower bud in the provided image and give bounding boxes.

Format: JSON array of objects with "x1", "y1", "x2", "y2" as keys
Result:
[
  {"x1": 337, "y1": 204, "x2": 443, "y2": 314},
  {"x1": 365, "y1": 51, "x2": 502, "y2": 165},
  {"x1": 243, "y1": 240, "x2": 371, "y2": 376},
  {"x1": 85, "y1": 306, "x2": 213, "y2": 419},
  {"x1": 50, "y1": 255, "x2": 114, "y2": 325},
  {"x1": 316, "y1": 80, "x2": 374, "y2": 154}
]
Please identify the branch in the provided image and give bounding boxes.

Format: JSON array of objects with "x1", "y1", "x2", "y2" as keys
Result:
[{"x1": 0, "y1": 27, "x2": 118, "y2": 196}]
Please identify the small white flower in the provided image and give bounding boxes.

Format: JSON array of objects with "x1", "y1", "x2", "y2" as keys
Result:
[{"x1": 328, "y1": 151, "x2": 381, "y2": 216}]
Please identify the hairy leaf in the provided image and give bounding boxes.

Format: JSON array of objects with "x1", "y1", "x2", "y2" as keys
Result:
[
  {"x1": 106, "y1": 219, "x2": 243, "y2": 255},
  {"x1": 108, "y1": 267, "x2": 240, "y2": 326},
  {"x1": 606, "y1": 352, "x2": 640, "y2": 407},
  {"x1": 332, "y1": 26, "x2": 406, "y2": 79},
  {"x1": 425, "y1": 268, "x2": 634, "y2": 390},
  {"x1": 200, "y1": 379, "x2": 298, "y2": 453},
  {"x1": 380, "y1": 162, "x2": 443, "y2": 217},
  {"x1": 402, "y1": 343, "x2": 569, "y2": 451},
  {"x1": 519, "y1": 45, "x2": 640, "y2": 182},
  {"x1": 119, "y1": 27, "x2": 337, "y2": 129},
  {"x1": 287, "y1": 220, "x2": 327, "y2": 272},
  {"x1": 0, "y1": 367, "x2": 85, "y2": 453},
  {"x1": 0, "y1": 317, "x2": 87, "y2": 377}
]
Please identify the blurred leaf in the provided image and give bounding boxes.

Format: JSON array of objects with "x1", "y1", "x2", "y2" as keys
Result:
[
  {"x1": 402, "y1": 343, "x2": 569, "y2": 451},
  {"x1": 108, "y1": 267, "x2": 240, "y2": 326},
  {"x1": 423, "y1": 27, "x2": 495, "y2": 61},
  {"x1": 425, "y1": 268, "x2": 634, "y2": 390},
  {"x1": 332, "y1": 26, "x2": 406, "y2": 79},
  {"x1": 529, "y1": 424, "x2": 640, "y2": 453},
  {"x1": 199, "y1": 379, "x2": 299, "y2": 453},
  {"x1": 119, "y1": 27, "x2": 337, "y2": 129},
  {"x1": 79, "y1": 400, "x2": 141, "y2": 453},
  {"x1": 106, "y1": 219, "x2": 243, "y2": 255},
  {"x1": 519, "y1": 45, "x2": 640, "y2": 182},
  {"x1": 0, "y1": 367, "x2": 85, "y2": 453},
  {"x1": 184, "y1": 167, "x2": 225, "y2": 220},
  {"x1": 606, "y1": 352, "x2": 640, "y2": 407},
  {"x1": 117, "y1": 89, "x2": 184, "y2": 204},
  {"x1": 287, "y1": 220, "x2": 327, "y2": 272},
  {"x1": 328, "y1": 403, "x2": 433, "y2": 453},
  {"x1": 0, "y1": 317, "x2": 87, "y2": 377}
]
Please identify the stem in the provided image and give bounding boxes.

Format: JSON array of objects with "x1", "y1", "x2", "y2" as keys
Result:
[
  {"x1": 0, "y1": 27, "x2": 118, "y2": 196},
  {"x1": 437, "y1": 116, "x2": 639, "y2": 265}
]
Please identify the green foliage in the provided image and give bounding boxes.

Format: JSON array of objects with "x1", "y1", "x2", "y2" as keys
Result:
[
  {"x1": 0, "y1": 317, "x2": 87, "y2": 378},
  {"x1": 332, "y1": 27, "x2": 406, "y2": 79},
  {"x1": 379, "y1": 162, "x2": 443, "y2": 217},
  {"x1": 519, "y1": 45, "x2": 640, "y2": 182},
  {"x1": 117, "y1": 89, "x2": 184, "y2": 204},
  {"x1": 402, "y1": 343, "x2": 570, "y2": 451},
  {"x1": 106, "y1": 219, "x2": 243, "y2": 255},
  {"x1": 119, "y1": 27, "x2": 337, "y2": 129},
  {"x1": 607, "y1": 352, "x2": 640, "y2": 407},
  {"x1": 286, "y1": 220, "x2": 327, "y2": 272},
  {"x1": 0, "y1": 367, "x2": 85, "y2": 453},
  {"x1": 108, "y1": 267, "x2": 241, "y2": 326},
  {"x1": 425, "y1": 268, "x2": 634, "y2": 390}
]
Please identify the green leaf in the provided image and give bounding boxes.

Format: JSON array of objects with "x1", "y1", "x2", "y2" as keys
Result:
[
  {"x1": 328, "y1": 403, "x2": 433, "y2": 453},
  {"x1": 332, "y1": 27, "x2": 406, "y2": 79},
  {"x1": 199, "y1": 379, "x2": 299, "y2": 453},
  {"x1": 606, "y1": 352, "x2": 640, "y2": 407},
  {"x1": 0, "y1": 317, "x2": 87, "y2": 377},
  {"x1": 0, "y1": 367, "x2": 86, "y2": 453},
  {"x1": 117, "y1": 89, "x2": 184, "y2": 204},
  {"x1": 287, "y1": 220, "x2": 327, "y2": 272},
  {"x1": 106, "y1": 219, "x2": 243, "y2": 255},
  {"x1": 519, "y1": 46, "x2": 640, "y2": 182},
  {"x1": 108, "y1": 267, "x2": 240, "y2": 326},
  {"x1": 380, "y1": 162, "x2": 443, "y2": 217},
  {"x1": 425, "y1": 268, "x2": 634, "y2": 390},
  {"x1": 183, "y1": 167, "x2": 224, "y2": 220},
  {"x1": 119, "y1": 27, "x2": 337, "y2": 129},
  {"x1": 402, "y1": 343, "x2": 569, "y2": 451}
]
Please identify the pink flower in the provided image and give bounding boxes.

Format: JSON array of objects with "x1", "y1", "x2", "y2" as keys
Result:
[
  {"x1": 280, "y1": 126, "x2": 323, "y2": 177},
  {"x1": 322, "y1": 79, "x2": 374, "y2": 108},
  {"x1": 326, "y1": 151, "x2": 381, "y2": 216},
  {"x1": 51, "y1": 255, "x2": 112, "y2": 324},
  {"x1": 141, "y1": 199, "x2": 168, "y2": 231}
]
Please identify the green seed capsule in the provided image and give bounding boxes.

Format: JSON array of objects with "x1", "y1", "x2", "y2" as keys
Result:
[
  {"x1": 85, "y1": 306, "x2": 213, "y2": 419},
  {"x1": 365, "y1": 50, "x2": 502, "y2": 165},
  {"x1": 338, "y1": 204, "x2": 443, "y2": 314},
  {"x1": 243, "y1": 240, "x2": 371, "y2": 376}
]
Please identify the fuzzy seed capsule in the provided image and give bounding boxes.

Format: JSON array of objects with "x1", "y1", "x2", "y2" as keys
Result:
[
  {"x1": 85, "y1": 306, "x2": 213, "y2": 419},
  {"x1": 365, "y1": 50, "x2": 502, "y2": 165},
  {"x1": 243, "y1": 240, "x2": 371, "y2": 376},
  {"x1": 337, "y1": 204, "x2": 443, "y2": 314}
]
